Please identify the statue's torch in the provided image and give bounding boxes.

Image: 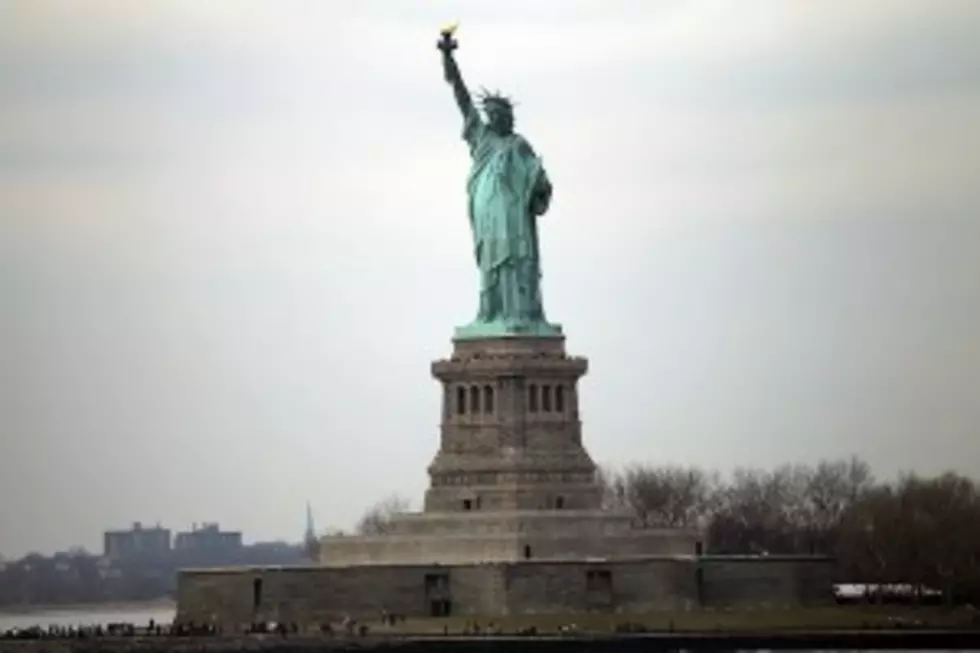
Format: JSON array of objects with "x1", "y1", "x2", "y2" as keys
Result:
[{"x1": 438, "y1": 21, "x2": 459, "y2": 53}]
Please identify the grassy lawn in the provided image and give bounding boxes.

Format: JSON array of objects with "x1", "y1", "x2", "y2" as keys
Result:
[{"x1": 367, "y1": 605, "x2": 980, "y2": 635}]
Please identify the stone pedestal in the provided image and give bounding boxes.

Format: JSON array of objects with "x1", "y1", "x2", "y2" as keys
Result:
[
  {"x1": 318, "y1": 335, "x2": 700, "y2": 567},
  {"x1": 426, "y1": 335, "x2": 598, "y2": 513}
]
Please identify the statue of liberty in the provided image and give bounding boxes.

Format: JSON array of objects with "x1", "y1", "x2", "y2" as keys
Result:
[{"x1": 438, "y1": 25, "x2": 562, "y2": 339}]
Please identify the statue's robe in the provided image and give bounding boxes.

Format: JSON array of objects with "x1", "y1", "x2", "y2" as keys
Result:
[{"x1": 462, "y1": 105, "x2": 553, "y2": 326}]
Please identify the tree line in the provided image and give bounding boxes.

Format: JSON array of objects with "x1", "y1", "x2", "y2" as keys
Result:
[{"x1": 600, "y1": 457, "x2": 980, "y2": 603}]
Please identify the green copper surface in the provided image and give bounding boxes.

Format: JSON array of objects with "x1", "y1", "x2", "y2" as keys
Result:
[{"x1": 438, "y1": 29, "x2": 562, "y2": 340}]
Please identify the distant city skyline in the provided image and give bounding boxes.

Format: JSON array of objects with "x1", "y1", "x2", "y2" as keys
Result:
[
  {"x1": 3, "y1": 0, "x2": 980, "y2": 557},
  {"x1": 3, "y1": 519, "x2": 301, "y2": 560}
]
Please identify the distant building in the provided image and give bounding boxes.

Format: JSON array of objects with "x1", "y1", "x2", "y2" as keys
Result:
[
  {"x1": 174, "y1": 523, "x2": 242, "y2": 553},
  {"x1": 103, "y1": 522, "x2": 171, "y2": 559}
]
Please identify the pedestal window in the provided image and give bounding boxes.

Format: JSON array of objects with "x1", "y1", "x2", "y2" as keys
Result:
[{"x1": 456, "y1": 386, "x2": 466, "y2": 415}]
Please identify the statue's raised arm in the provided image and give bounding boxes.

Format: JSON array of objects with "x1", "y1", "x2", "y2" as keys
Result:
[{"x1": 437, "y1": 24, "x2": 474, "y2": 119}]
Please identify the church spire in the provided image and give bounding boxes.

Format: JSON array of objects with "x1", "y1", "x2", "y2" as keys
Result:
[
  {"x1": 303, "y1": 501, "x2": 318, "y2": 560},
  {"x1": 305, "y1": 501, "x2": 315, "y2": 541}
]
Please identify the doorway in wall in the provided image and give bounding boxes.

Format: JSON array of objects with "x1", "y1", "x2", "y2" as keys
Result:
[{"x1": 424, "y1": 572, "x2": 451, "y2": 617}]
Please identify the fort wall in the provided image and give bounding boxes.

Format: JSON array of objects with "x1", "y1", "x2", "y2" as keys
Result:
[{"x1": 176, "y1": 555, "x2": 833, "y2": 627}]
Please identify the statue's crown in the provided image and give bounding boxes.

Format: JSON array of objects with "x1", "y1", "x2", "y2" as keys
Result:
[{"x1": 477, "y1": 87, "x2": 514, "y2": 112}]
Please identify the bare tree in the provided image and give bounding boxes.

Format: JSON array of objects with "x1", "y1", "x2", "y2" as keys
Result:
[
  {"x1": 799, "y1": 457, "x2": 875, "y2": 554},
  {"x1": 708, "y1": 467, "x2": 794, "y2": 554},
  {"x1": 599, "y1": 464, "x2": 719, "y2": 529},
  {"x1": 837, "y1": 483, "x2": 903, "y2": 590},
  {"x1": 596, "y1": 465, "x2": 626, "y2": 512},
  {"x1": 355, "y1": 494, "x2": 412, "y2": 535},
  {"x1": 837, "y1": 471, "x2": 980, "y2": 603},
  {"x1": 705, "y1": 458, "x2": 873, "y2": 556},
  {"x1": 896, "y1": 472, "x2": 980, "y2": 603}
]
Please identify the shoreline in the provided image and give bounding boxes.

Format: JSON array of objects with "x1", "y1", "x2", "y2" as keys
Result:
[
  {"x1": 0, "y1": 599, "x2": 174, "y2": 616},
  {"x1": 2, "y1": 630, "x2": 980, "y2": 652}
]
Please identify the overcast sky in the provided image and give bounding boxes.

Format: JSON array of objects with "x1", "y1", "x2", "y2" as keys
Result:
[{"x1": 2, "y1": 0, "x2": 979, "y2": 557}]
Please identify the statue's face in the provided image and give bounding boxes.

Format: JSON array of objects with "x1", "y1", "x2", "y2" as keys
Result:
[{"x1": 485, "y1": 103, "x2": 514, "y2": 136}]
